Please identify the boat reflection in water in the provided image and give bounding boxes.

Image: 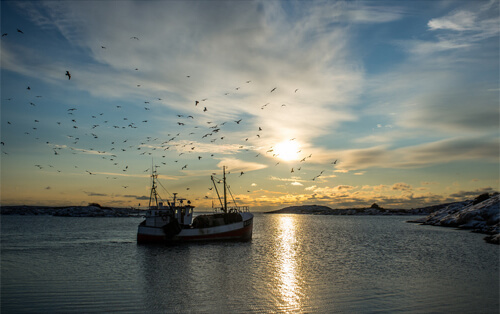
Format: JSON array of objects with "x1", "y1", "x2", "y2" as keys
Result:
[{"x1": 273, "y1": 215, "x2": 304, "y2": 312}]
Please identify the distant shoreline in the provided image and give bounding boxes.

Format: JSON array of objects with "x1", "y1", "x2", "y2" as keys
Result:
[
  {"x1": 0, "y1": 205, "x2": 142, "y2": 217},
  {"x1": 264, "y1": 203, "x2": 451, "y2": 216}
]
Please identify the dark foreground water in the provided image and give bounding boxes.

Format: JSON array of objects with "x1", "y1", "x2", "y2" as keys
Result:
[{"x1": 1, "y1": 214, "x2": 498, "y2": 313}]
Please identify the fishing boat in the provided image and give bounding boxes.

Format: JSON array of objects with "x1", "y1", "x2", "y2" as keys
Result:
[{"x1": 137, "y1": 166, "x2": 253, "y2": 243}]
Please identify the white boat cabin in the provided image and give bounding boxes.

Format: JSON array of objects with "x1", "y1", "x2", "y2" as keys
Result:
[{"x1": 145, "y1": 200, "x2": 194, "y2": 228}]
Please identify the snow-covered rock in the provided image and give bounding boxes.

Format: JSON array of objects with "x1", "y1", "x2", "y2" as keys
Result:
[{"x1": 419, "y1": 195, "x2": 499, "y2": 244}]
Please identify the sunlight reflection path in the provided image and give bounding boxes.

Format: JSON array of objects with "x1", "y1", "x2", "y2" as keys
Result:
[{"x1": 275, "y1": 215, "x2": 302, "y2": 312}]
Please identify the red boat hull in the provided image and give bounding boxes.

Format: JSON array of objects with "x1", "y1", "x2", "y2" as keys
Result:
[{"x1": 137, "y1": 216, "x2": 253, "y2": 243}]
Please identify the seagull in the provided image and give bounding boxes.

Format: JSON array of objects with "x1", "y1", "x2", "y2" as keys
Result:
[
  {"x1": 65, "y1": 71, "x2": 71, "y2": 80},
  {"x1": 17, "y1": 28, "x2": 24, "y2": 34},
  {"x1": 239, "y1": 171, "x2": 244, "y2": 176},
  {"x1": 203, "y1": 107, "x2": 207, "y2": 112},
  {"x1": 130, "y1": 36, "x2": 139, "y2": 40},
  {"x1": 195, "y1": 100, "x2": 199, "y2": 106},
  {"x1": 2, "y1": 33, "x2": 7, "y2": 37},
  {"x1": 235, "y1": 119, "x2": 242, "y2": 124},
  {"x1": 270, "y1": 87, "x2": 276, "y2": 92}
]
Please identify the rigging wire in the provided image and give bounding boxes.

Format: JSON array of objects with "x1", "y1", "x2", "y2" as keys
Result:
[
  {"x1": 227, "y1": 185, "x2": 238, "y2": 207},
  {"x1": 156, "y1": 178, "x2": 173, "y2": 199}
]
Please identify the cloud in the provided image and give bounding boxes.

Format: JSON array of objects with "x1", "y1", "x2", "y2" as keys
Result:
[
  {"x1": 399, "y1": 89, "x2": 499, "y2": 133},
  {"x1": 7, "y1": 1, "x2": 367, "y2": 150},
  {"x1": 339, "y1": 136, "x2": 499, "y2": 170},
  {"x1": 216, "y1": 158, "x2": 267, "y2": 173},
  {"x1": 392, "y1": 183, "x2": 412, "y2": 191},
  {"x1": 123, "y1": 195, "x2": 149, "y2": 200},
  {"x1": 449, "y1": 187, "x2": 497, "y2": 199},
  {"x1": 428, "y1": 10, "x2": 476, "y2": 31},
  {"x1": 404, "y1": 1, "x2": 499, "y2": 57},
  {"x1": 269, "y1": 176, "x2": 309, "y2": 183},
  {"x1": 291, "y1": 181, "x2": 303, "y2": 186},
  {"x1": 84, "y1": 191, "x2": 107, "y2": 197},
  {"x1": 305, "y1": 185, "x2": 316, "y2": 191}
]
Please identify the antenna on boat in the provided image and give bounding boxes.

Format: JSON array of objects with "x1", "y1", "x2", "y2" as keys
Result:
[{"x1": 223, "y1": 166, "x2": 228, "y2": 213}]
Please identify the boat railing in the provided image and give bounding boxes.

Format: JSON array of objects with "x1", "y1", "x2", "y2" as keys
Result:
[
  {"x1": 212, "y1": 206, "x2": 250, "y2": 213},
  {"x1": 237, "y1": 206, "x2": 250, "y2": 212}
]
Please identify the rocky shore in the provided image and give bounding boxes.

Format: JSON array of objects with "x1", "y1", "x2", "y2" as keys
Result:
[
  {"x1": 1, "y1": 205, "x2": 143, "y2": 217},
  {"x1": 408, "y1": 194, "x2": 499, "y2": 244}
]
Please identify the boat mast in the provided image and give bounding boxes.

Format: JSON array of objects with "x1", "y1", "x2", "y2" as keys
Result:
[
  {"x1": 223, "y1": 166, "x2": 228, "y2": 213},
  {"x1": 149, "y1": 169, "x2": 158, "y2": 208}
]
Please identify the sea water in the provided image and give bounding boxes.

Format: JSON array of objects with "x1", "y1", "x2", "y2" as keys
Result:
[{"x1": 1, "y1": 214, "x2": 498, "y2": 313}]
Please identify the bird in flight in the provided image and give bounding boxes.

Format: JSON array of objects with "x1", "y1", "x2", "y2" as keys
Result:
[
  {"x1": 270, "y1": 87, "x2": 276, "y2": 92},
  {"x1": 130, "y1": 36, "x2": 139, "y2": 40},
  {"x1": 1, "y1": 33, "x2": 7, "y2": 37},
  {"x1": 17, "y1": 28, "x2": 24, "y2": 34},
  {"x1": 235, "y1": 119, "x2": 242, "y2": 124},
  {"x1": 65, "y1": 71, "x2": 71, "y2": 80}
]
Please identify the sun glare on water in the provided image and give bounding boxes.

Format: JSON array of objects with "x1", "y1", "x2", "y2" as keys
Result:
[{"x1": 274, "y1": 140, "x2": 300, "y2": 161}]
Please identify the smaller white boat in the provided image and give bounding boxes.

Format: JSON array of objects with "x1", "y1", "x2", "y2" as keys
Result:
[{"x1": 137, "y1": 166, "x2": 253, "y2": 243}]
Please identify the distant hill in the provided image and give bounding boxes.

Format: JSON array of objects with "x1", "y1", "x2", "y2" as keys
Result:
[{"x1": 265, "y1": 203, "x2": 450, "y2": 216}]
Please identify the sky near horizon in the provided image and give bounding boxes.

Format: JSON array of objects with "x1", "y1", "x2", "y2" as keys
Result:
[{"x1": 1, "y1": 0, "x2": 498, "y2": 211}]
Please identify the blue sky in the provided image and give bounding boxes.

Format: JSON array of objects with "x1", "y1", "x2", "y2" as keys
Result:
[{"x1": 1, "y1": 0, "x2": 498, "y2": 210}]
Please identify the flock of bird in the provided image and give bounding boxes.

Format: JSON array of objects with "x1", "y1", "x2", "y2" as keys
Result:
[{"x1": 2, "y1": 28, "x2": 338, "y2": 201}]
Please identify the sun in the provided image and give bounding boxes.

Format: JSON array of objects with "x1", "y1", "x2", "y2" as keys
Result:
[{"x1": 274, "y1": 140, "x2": 300, "y2": 161}]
